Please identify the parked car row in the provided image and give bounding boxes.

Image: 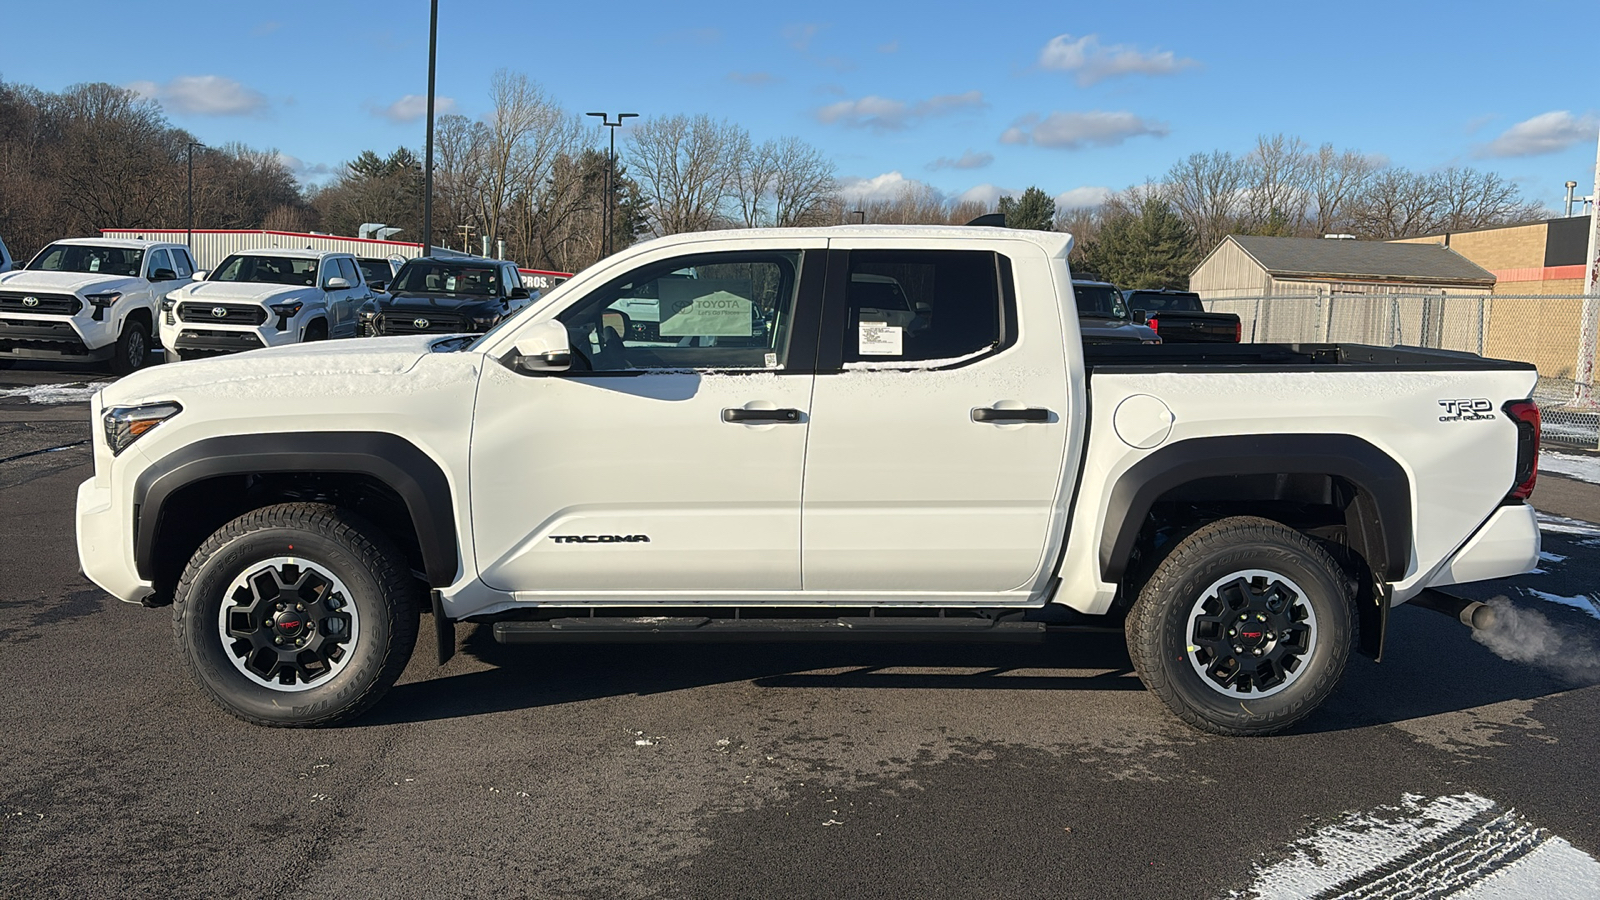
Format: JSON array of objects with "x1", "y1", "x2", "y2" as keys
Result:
[{"x1": 0, "y1": 237, "x2": 538, "y2": 371}]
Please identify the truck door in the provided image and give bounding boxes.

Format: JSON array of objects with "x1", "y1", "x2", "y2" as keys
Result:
[
  {"x1": 800, "y1": 244, "x2": 1074, "y2": 596},
  {"x1": 469, "y1": 240, "x2": 826, "y2": 595}
]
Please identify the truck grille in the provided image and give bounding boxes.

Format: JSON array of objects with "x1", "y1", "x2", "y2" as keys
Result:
[
  {"x1": 0, "y1": 291, "x2": 82, "y2": 315},
  {"x1": 177, "y1": 302, "x2": 269, "y2": 325},
  {"x1": 377, "y1": 312, "x2": 466, "y2": 335}
]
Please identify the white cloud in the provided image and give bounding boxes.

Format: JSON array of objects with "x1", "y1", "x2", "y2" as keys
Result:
[
  {"x1": 1479, "y1": 111, "x2": 1599, "y2": 158},
  {"x1": 817, "y1": 91, "x2": 985, "y2": 131},
  {"x1": 376, "y1": 94, "x2": 458, "y2": 123},
  {"x1": 1056, "y1": 186, "x2": 1114, "y2": 209},
  {"x1": 878, "y1": 40, "x2": 899, "y2": 53},
  {"x1": 728, "y1": 71, "x2": 778, "y2": 86},
  {"x1": 836, "y1": 171, "x2": 930, "y2": 204},
  {"x1": 272, "y1": 152, "x2": 338, "y2": 184},
  {"x1": 784, "y1": 23, "x2": 824, "y2": 51},
  {"x1": 928, "y1": 150, "x2": 994, "y2": 171},
  {"x1": 1002, "y1": 111, "x2": 1168, "y2": 150},
  {"x1": 954, "y1": 184, "x2": 1018, "y2": 208},
  {"x1": 1038, "y1": 33, "x2": 1198, "y2": 86},
  {"x1": 127, "y1": 75, "x2": 267, "y2": 116}
]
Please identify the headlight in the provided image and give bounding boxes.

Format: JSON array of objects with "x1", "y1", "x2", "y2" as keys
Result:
[
  {"x1": 160, "y1": 296, "x2": 177, "y2": 325},
  {"x1": 470, "y1": 314, "x2": 502, "y2": 330},
  {"x1": 268, "y1": 300, "x2": 303, "y2": 331},
  {"x1": 85, "y1": 291, "x2": 121, "y2": 322},
  {"x1": 104, "y1": 402, "x2": 182, "y2": 456}
]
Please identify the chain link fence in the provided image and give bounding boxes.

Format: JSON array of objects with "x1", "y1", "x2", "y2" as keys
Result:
[{"x1": 1201, "y1": 293, "x2": 1600, "y2": 449}]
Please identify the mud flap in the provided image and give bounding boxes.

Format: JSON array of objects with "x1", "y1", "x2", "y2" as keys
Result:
[
  {"x1": 1358, "y1": 581, "x2": 1391, "y2": 661},
  {"x1": 432, "y1": 589, "x2": 455, "y2": 665}
]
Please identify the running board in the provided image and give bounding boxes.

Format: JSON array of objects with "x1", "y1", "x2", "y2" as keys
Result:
[{"x1": 491, "y1": 616, "x2": 1048, "y2": 643}]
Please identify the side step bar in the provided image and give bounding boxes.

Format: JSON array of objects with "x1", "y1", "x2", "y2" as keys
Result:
[{"x1": 492, "y1": 616, "x2": 1049, "y2": 644}]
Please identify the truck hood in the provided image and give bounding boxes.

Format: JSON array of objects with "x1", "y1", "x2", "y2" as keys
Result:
[
  {"x1": 99, "y1": 335, "x2": 461, "y2": 408},
  {"x1": 171, "y1": 281, "x2": 317, "y2": 305},
  {"x1": 0, "y1": 270, "x2": 143, "y2": 296},
  {"x1": 382, "y1": 292, "x2": 504, "y2": 312},
  {"x1": 1079, "y1": 318, "x2": 1159, "y2": 342}
]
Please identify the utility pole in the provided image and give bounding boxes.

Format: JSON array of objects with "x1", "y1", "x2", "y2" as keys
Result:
[
  {"x1": 587, "y1": 112, "x2": 637, "y2": 258},
  {"x1": 1572, "y1": 129, "x2": 1600, "y2": 408},
  {"x1": 421, "y1": 0, "x2": 438, "y2": 258},
  {"x1": 458, "y1": 224, "x2": 472, "y2": 253},
  {"x1": 185, "y1": 141, "x2": 205, "y2": 249}
]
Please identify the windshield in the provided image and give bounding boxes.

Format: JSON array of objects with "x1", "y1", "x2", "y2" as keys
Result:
[
  {"x1": 28, "y1": 243, "x2": 145, "y2": 277},
  {"x1": 1074, "y1": 285, "x2": 1127, "y2": 318},
  {"x1": 1125, "y1": 292, "x2": 1203, "y2": 313},
  {"x1": 392, "y1": 261, "x2": 505, "y2": 297},
  {"x1": 211, "y1": 254, "x2": 318, "y2": 286}
]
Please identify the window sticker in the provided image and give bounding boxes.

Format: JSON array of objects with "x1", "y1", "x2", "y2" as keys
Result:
[
  {"x1": 858, "y1": 321, "x2": 903, "y2": 356},
  {"x1": 89, "y1": 258, "x2": 101, "y2": 272},
  {"x1": 765, "y1": 352, "x2": 779, "y2": 369},
  {"x1": 658, "y1": 280, "x2": 753, "y2": 337},
  {"x1": 446, "y1": 276, "x2": 458, "y2": 291}
]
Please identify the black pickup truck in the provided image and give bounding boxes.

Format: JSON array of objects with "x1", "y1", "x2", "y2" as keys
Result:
[{"x1": 1122, "y1": 289, "x2": 1240, "y2": 343}]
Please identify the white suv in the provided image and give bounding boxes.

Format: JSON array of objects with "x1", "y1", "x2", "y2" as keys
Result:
[
  {"x1": 0, "y1": 238, "x2": 192, "y2": 373},
  {"x1": 158, "y1": 249, "x2": 370, "y2": 360}
]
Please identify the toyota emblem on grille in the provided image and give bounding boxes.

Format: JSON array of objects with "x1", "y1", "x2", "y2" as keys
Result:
[
  {"x1": 414, "y1": 318, "x2": 430, "y2": 329},
  {"x1": 22, "y1": 296, "x2": 39, "y2": 307},
  {"x1": 211, "y1": 307, "x2": 229, "y2": 318}
]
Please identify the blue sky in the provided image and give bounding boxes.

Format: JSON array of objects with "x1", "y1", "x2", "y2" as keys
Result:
[{"x1": 5, "y1": 0, "x2": 1598, "y2": 214}]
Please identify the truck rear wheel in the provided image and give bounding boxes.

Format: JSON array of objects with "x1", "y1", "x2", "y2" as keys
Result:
[
  {"x1": 1125, "y1": 516, "x2": 1354, "y2": 737},
  {"x1": 171, "y1": 503, "x2": 419, "y2": 727}
]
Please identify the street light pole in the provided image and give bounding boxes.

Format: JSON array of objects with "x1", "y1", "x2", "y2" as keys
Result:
[
  {"x1": 185, "y1": 141, "x2": 204, "y2": 249},
  {"x1": 422, "y1": 0, "x2": 438, "y2": 258},
  {"x1": 587, "y1": 112, "x2": 637, "y2": 258}
]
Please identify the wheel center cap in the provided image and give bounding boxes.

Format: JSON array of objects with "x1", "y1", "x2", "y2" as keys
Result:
[
  {"x1": 1236, "y1": 615, "x2": 1269, "y2": 649},
  {"x1": 273, "y1": 611, "x2": 308, "y2": 637}
]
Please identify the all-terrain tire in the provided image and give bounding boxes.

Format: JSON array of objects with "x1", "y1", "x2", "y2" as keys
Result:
[
  {"x1": 303, "y1": 319, "x2": 328, "y2": 342},
  {"x1": 1125, "y1": 516, "x2": 1355, "y2": 737},
  {"x1": 108, "y1": 318, "x2": 150, "y2": 375},
  {"x1": 171, "y1": 502, "x2": 419, "y2": 727}
]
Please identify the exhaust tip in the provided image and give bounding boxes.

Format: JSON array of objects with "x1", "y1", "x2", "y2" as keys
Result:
[{"x1": 1460, "y1": 601, "x2": 1496, "y2": 631}]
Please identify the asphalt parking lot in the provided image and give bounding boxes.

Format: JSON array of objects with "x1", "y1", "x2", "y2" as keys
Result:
[{"x1": 4, "y1": 362, "x2": 1599, "y2": 899}]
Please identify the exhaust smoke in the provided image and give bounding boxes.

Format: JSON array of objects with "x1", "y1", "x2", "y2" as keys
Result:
[{"x1": 1471, "y1": 596, "x2": 1600, "y2": 686}]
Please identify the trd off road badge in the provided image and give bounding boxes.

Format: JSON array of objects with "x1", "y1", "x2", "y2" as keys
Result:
[{"x1": 1437, "y1": 398, "x2": 1494, "y2": 422}]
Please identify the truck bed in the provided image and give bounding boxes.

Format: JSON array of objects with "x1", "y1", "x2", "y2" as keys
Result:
[{"x1": 1083, "y1": 342, "x2": 1536, "y2": 373}]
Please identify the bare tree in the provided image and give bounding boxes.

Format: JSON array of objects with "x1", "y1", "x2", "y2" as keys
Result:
[
  {"x1": 1164, "y1": 150, "x2": 1247, "y2": 252},
  {"x1": 627, "y1": 114, "x2": 747, "y2": 234},
  {"x1": 1241, "y1": 133, "x2": 1309, "y2": 235},
  {"x1": 768, "y1": 137, "x2": 836, "y2": 226},
  {"x1": 1347, "y1": 168, "x2": 1443, "y2": 239},
  {"x1": 1431, "y1": 167, "x2": 1545, "y2": 232},
  {"x1": 475, "y1": 71, "x2": 582, "y2": 251},
  {"x1": 1305, "y1": 144, "x2": 1377, "y2": 236}
]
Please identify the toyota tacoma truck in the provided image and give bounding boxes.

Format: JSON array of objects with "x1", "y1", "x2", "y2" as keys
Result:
[
  {"x1": 158, "y1": 248, "x2": 370, "y2": 360},
  {"x1": 0, "y1": 238, "x2": 195, "y2": 372},
  {"x1": 75, "y1": 225, "x2": 1542, "y2": 735}
]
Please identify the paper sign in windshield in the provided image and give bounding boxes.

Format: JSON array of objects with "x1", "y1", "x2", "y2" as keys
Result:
[
  {"x1": 858, "y1": 321, "x2": 903, "y2": 356},
  {"x1": 659, "y1": 280, "x2": 753, "y2": 337}
]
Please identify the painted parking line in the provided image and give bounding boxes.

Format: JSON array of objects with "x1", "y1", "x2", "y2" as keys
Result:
[{"x1": 1232, "y1": 793, "x2": 1600, "y2": 899}]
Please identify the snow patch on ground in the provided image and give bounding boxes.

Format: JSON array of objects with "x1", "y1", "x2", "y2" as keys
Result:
[
  {"x1": 1526, "y1": 589, "x2": 1600, "y2": 621},
  {"x1": 1540, "y1": 451, "x2": 1600, "y2": 486},
  {"x1": 0, "y1": 383, "x2": 102, "y2": 405},
  {"x1": 1231, "y1": 792, "x2": 1600, "y2": 900},
  {"x1": 1537, "y1": 513, "x2": 1600, "y2": 536}
]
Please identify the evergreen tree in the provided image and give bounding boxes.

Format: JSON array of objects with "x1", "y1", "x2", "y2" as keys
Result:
[
  {"x1": 999, "y1": 186, "x2": 1055, "y2": 231},
  {"x1": 1079, "y1": 198, "x2": 1198, "y2": 290}
]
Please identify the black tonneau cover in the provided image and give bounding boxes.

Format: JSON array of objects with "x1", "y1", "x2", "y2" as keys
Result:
[{"x1": 1083, "y1": 343, "x2": 1537, "y2": 374}]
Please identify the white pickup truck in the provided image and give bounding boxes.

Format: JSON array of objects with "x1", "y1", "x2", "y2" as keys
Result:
[
  {"x1": 158, "y1": 248, "x2": 371, "y2": 359},
  {"x1": 75, "y1": 226, "x2": 1542, "y2": 735},
  {"x1": 0, "y1": 238, "x2": 195, "y2": 372}
]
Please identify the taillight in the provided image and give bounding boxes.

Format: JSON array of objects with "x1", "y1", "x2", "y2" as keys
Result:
[
  {"x1": 1503, "y1": 399, "x2": 1540, "y2": 501},
  {"x1": 1147, "y1": 317, "x2": 1159, "y2": 333},
  {"x1": 1233, "y1": 320, "x2": 1242, "y2": 342}
]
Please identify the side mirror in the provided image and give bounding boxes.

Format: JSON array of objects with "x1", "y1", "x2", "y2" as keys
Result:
[
  {"x1": 510, "y1": 286, "x2": 530, "y2": 300},
  {"x1": 150, "y1": 268, "x2": 177, "y2": 282},
  {"x1": 508, "y1": 319, "x2": 571, "y2": 374},
  {"x1": 325, "y1": 276, "x2": 351, "y2": 290},
  {"x1": 191, "y1": 270, "x2": 208, "y2": 282},
  {"x1": 371, "y1": 280, "x2": 387, "y2": 291},
  {"x1": 1132, "y1": 309, "x2": 1148, "y2": 325}
]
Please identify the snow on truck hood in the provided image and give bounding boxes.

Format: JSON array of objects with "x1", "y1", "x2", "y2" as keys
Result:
[
  {"x1": 0, "y1": 270, "x2": 143, "y2": 295},
  {"x1": 172, "y1": 281, "x2": 315, "y2": 304},
  {"x1": 99, "y1": 335, "x2": 476, "y2": 407}
]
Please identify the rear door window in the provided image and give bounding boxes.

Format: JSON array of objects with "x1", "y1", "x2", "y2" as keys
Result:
[{"x1": 839, "y1": 250, "x2": 1007, "y2": 365}]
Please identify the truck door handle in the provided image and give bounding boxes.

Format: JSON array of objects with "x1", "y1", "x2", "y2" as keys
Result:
[
  {"x1": 722, "y1": 408, "x2": 802, "y2": 423},
  {"x1": 971, "y1": 407, "x2": 1050, "y2": 423}
]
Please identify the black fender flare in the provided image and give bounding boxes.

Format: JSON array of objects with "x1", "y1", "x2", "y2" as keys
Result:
[
  {"x1": 132, "y1": 432, "x2": 460, "y2": 586},
  {"x1": 1100, "y1": 433, "x2": 1412, "y2": 583}
]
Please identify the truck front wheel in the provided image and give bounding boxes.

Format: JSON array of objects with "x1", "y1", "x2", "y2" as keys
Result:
[
  {"x1": 109, "y1": 318, "x2": 150, "y2": 375},
  {"x1": 1125, "y1": 516, "x2": 1354, "y2": 737},
  {"x1": 171, "y1": 503, "x2": 419, "y2": 727}
]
